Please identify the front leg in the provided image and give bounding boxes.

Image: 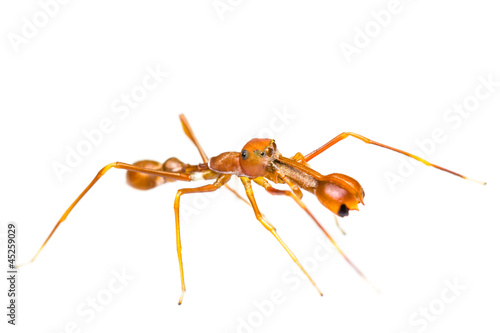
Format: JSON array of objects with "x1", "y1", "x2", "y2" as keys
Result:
[{"x1": 302, "y1": 132, "x2": 484, "y2": 184}]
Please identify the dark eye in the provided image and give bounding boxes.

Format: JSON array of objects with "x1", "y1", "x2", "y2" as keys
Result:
[{"x1": 241, "y1": 149, "x2": 249, "y2": 160}]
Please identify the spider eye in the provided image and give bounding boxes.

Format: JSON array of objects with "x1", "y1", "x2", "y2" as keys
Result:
[
  {"x1": 241, "y1": 149, "x2": 249, "y2": 160},
  {"x1": 260, "y1": 151, "x2": 265, "y2": 157},
  {"x1": 264, "y1": 147, "x2": 273, "y2": 157}
]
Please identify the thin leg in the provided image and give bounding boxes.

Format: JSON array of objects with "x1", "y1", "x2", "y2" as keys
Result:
[
  {"x1": 252, "y1": 177, "x2": 293, "y2": 196},
  {"x1": 179, "y1": 114, "x2": 208, "y2": 163},
  {"x1": 303, "y1": 132, "x2": 485, "y2": 184},
  {"x1": 179, "y1": 114, "x2": 250, "y2": 206},
  {"x1": 252, "y1": 178, "x2": 315, "y2": 226},
  {"x1": 333, "y1": 215, "x2": 346, "y2": 236},
  {"x1": 240, "y1": 177, "x2": 323, "y2": 296},
  {"x1": 268, "y1": 166, "x2": 379, "y2": 292},
  {"x1": 252, "y1": 177, "x2": 347, "y2": 235},
  {"x1": 17, "y1": 162, "x2": 193, "y2": 268},
  {"x1": 224, "y1": 183, "x2": 251, "y2": 207},
  {"x1": 174, "y1": 174, "x2": 231, "y2": 305}
]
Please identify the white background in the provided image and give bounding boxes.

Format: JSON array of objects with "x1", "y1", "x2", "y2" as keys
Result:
[{"x1": 1, "y1": 1, "x2": 499, "y2": 333}]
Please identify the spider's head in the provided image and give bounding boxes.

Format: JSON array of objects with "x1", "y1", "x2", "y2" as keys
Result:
[{"x1": 239, "y1": 139, "x2": 279, "y2": 178}]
